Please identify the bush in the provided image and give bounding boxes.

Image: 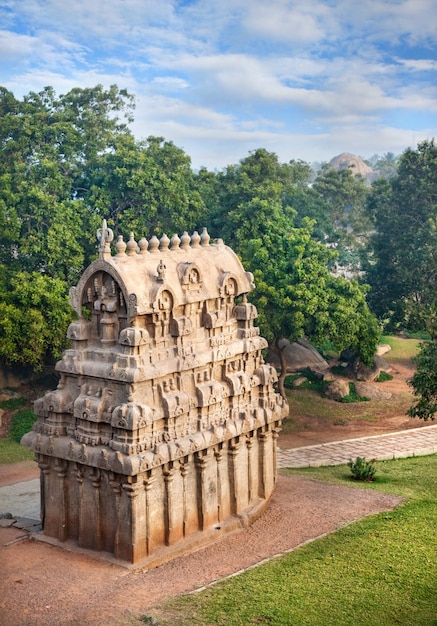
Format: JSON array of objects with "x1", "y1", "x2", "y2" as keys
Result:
[
  {"x1": 375, "y1": 371, "x2": 393, "y2": 382},
  {"x1": 9, "y1": 409, "x2": 37, "y2": 443},
  {"x1": 0, "y1": 397, "x2": 26, "y2": 410},
  {"x1": 347, "y1": 457, "x2": 377, "y2": 481}
]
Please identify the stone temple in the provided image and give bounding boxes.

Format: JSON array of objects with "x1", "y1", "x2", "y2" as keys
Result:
[{"x1": 23, "y1": 221, "x2": 288, "y2": 566}]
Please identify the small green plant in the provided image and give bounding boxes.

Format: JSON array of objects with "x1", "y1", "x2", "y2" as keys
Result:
[
  {"x1": 9, "y1": 408, "x2": 37, "y2": 443},
  {"x1": 0, "y1": 397, "x2": 26, "y2": 411},
  {"x1": 375, "y1": 371, "x2": 393, "y2": 382},
  {"x1": 347, "y1": 457, "x2": 377, "y2": 481}
]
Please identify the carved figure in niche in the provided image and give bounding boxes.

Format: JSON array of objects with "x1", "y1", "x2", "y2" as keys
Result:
[{"x1": 157, "y1": 260, "x2": 166, "y2": 282}]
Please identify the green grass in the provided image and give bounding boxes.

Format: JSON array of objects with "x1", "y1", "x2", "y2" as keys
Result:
[
  {"x1": 0, "y1": 438, "x2": 33, "y2": 463},
  {"x1": 380, "y1": 335, "x2": 421, "y2": 363},
  {"x1": 148, "y1": 455, "x2": 437, "y2": 626}
]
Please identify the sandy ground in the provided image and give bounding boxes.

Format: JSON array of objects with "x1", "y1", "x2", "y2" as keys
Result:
[
  {"x1": 0, "y1": 475, "x2": 403, "y2": 626},
  {"x1": 0, "y1": 357, "x2": 418, "y2": 625}
]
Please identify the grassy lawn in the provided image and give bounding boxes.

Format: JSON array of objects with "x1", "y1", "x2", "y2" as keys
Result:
[
  {"x1": 0, "y1": 438, "x2": 33, "y2": 463},
  {"x1": 381, "y1": 335, "x2": 422, "y2": 364},
  {"x1": 147, "y1": 455, "x2": 437, "y2": 626}
]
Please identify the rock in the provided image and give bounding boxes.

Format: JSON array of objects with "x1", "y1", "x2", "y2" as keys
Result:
[
  {"x1": 377, "y1": 344, "x2": 391, "y2": 356},
  {"x1": 268, "y1": 338, "x2": 329, "y2": 372},
  {"x1": 345, "y1": 357, "x2": 380, "y2": 382},
  {"x1": 354, "y1": 382, "x2": 392, "y2": 401},
  {"x1": 328, "y1": 152, "x2": 378, "y2": 184},
  {"x1": 324, "y1": 379, "x2": 350, "y2": 401},
  {"x1": 374, "y1": 355, "x2": 392, "y2": 373},
  {"x1": 292, "y1": 376, "x2": 308, "y2": 387}
]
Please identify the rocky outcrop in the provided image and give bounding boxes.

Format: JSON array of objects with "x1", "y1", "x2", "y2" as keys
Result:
[
  {"x1": 324, "y1": 379, "x2": 350, "y2": 401},
  {"x1": 268, "y1": 338, "x2": 329, "y2": 373},
  {"x1": 354, "y1": 382, "x2": 392, "y2": 401},
  {"x1": 328, "y1": 152, "x2": 378, "y2": 183}
]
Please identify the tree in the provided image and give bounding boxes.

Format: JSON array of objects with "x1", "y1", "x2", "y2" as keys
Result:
[
  {"x1": 86, "y1": 135, "x2": 205, "y2": 237},
  {"x1": 0, "y1": 85, "x2": 135, "y2": 369},
  {"x1": 0, "y1": 268, "x2": 72, "y2": 370},
  {"x1": 312, "y1": 165, "x2": 371, "y2": 270},
  {"x1": 408, "y1": 341, "x2": 437, "y2": 421},
  {"x1": 0, "y1": 84, "x2": 135, "y2": 281},
  {"x1": 239, "y1": 216, "x2": 379, "y2": 397},
  {"x1": 365, "y1": 140, "x2": 437, "y2": 334}
]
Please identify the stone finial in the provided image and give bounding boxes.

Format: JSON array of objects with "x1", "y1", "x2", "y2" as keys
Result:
[
  {"x1": 200, "y1": 227, "x2": 210, "y2": 247},
  {"x1": 149, "y1": 236, "x2": 160, "y2": 253},
  {"x1": 191, "y1": 231, "x2": 201, "y2": 248},
  {"x1": 126, "y1": 232, "x2": 137, "y2": 256},
  {"x1": 170, "y1": 234, "x2": 181, "y2": 250},
  {"x1": 115, "y1": 235, "x2": 127, "y2": 256},
  {"x1": 97, "y1": 219, "x2": 114, "y2": 259},
  {"x1": 181, "y1": 231, "x2": 191, "y2": 250},
  {"x1": 160, "y1": 234, "x2": 170, "y2": 252},
  {"x1": 138, "y1": 238, "x2": 149, "y2": 255}
]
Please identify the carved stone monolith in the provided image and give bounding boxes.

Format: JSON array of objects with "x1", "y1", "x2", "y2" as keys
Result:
[{"x1": 22, "y1": 221, "x2": 288, "y2": 565}]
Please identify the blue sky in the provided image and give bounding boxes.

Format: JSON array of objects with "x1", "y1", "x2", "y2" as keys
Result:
[{"x1": 2, "y1": 0, "x2": 437, "y2": 170}]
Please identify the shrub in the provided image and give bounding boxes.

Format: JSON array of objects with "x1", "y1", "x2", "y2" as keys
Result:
[
  {"x1": 347, "y1": 457, "x2": 377, "y2": 481},
  {"x1": 9, "y1": 409, "x2": 37, "y2": 443},
  {"x1": 0, "y1": 397, "x2": 26, "y2": 411}
]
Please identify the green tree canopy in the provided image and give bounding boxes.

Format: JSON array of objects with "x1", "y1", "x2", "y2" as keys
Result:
[
  {"x1": 201, "y1": 150, "x2": 380, "y2": 396},
  {"x1": 365, "y1": 139, "x2": 437, "y2": 335},
  {"x1": 87, "y1": 135, "x2": 205, "y2": 237}
]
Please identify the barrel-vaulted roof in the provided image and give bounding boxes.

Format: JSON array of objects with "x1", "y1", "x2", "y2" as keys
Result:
[{"x1": 70, "y1": 221, "x2": 255, "y2": 320}]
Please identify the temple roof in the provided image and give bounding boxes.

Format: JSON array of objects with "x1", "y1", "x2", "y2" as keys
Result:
[{"x1": 70, "y1": 220, "x2": 255, "y2": 319}]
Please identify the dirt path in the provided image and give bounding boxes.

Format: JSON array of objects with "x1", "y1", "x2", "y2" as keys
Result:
[{"x1": 0, "y1": 475, "x2": 402, "y2": 626}]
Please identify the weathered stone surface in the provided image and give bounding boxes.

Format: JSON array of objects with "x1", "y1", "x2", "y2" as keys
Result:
[
  {"x1": 377, "y1": 344, "x2": 391, "y2": 356},
  {"x1": 268, "y1": 338, "x2": 329, "y2": 372},
  {"x1": 354, "y1": 382, "x2": 392, "y2": 401},
  {"x1": 22, "y1": 221, "x2": 287, "y2": 565},
  {"x1": 324, "y1": 379, "x2": 350, "y2": 401}
]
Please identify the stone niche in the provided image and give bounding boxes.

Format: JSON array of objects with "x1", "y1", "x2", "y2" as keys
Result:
[{"x1": 22, "y1": 221, "x2": 288, "y2": 566}]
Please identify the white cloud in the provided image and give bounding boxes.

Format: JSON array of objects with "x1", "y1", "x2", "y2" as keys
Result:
[
  {"x1": 1, "y1": 0, "x2": 436, "y2": 170},
  {"x1": 244, "y1": 1, "x2": 328, "y2": 44}
]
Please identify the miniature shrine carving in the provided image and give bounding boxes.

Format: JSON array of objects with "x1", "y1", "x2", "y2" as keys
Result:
[{"x1": 23, "y1": 221, "x2": 288, "y2": 565}]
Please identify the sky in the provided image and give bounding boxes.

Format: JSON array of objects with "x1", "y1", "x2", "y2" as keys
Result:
[{"x1": 1, "y1": 0, "x2": 437, "y2": 170}]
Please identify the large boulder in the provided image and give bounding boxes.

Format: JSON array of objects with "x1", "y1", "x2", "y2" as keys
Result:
[
  {"x1": 268, "y1": 338, "x2": 329, "y2": 372},
  {"x1": 354, "y1": 382, "x2": 392, "y2": 401},
  {"x1": 324, "y1": 379, "x2": 350, "y2": 401}
]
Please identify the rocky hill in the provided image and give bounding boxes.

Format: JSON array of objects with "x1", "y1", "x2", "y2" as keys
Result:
[{"x1": 329, "y1": 152, "x2": 378, "y2": 183}]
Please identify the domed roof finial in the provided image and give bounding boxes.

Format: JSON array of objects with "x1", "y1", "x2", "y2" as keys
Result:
[{"x1": 97, "y1": 219, "x2": 114, "y2": 259}]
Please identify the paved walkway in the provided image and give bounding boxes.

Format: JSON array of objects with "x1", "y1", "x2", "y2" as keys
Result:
[
  {"x1": 278, "y1": 424, "x2": 437, "y2": 468},
  {"x1": 1, "y1": 426, "x2": 436, "y2": 522}
]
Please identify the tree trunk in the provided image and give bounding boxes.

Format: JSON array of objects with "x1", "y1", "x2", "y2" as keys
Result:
[{"x1": 270, "y1": 338, "x2": 288, "y2": 400}]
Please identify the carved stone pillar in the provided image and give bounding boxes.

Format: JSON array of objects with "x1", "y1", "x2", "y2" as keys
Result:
[
  {"x1": 195, "y1": 450, "x2": 209, "y2": 530},
  {"x1": 228, "y1": 437, "x2": 241, "y2": 515},
  {"x1": 109, "y1": 474, "x2": 122, "y2": 558},
  {"x1": 119, "y1": 481, "x2": 143, "y2": 563},
  {"x1": 179, "y1": 459, "x2": 189, "y2": 537},
  {"x1": 37, "y1": 456, "x2": 51, "y2": 530},
  {"x1": 258, "y1": 428, "x2": 273, "y2": 499},
  {"x1": 54, "y1": 459, "x2": 68, "y2": 542},
  {"x1": 163, "y1": 463, "x2": 176, "y2": 546},
  {"x1": 143, "y1": 471, "x2": 155, "y2": 555}
]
